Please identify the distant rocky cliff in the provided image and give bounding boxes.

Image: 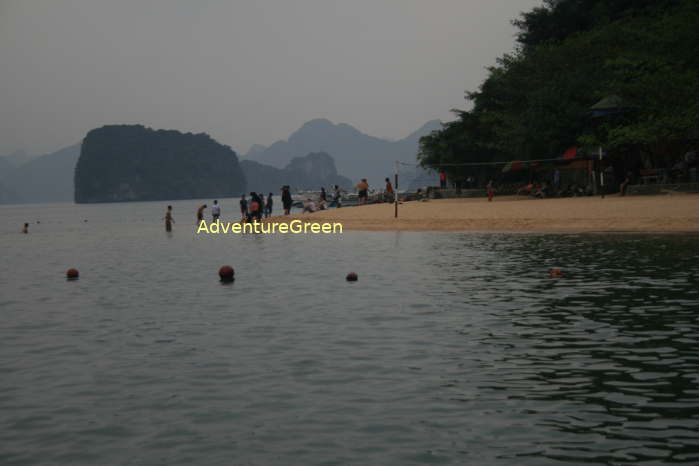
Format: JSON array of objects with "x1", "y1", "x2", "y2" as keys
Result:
[
  {"x1": 74, "y1": 125, "x2": 246, "y2": 203},
  {"x1": 241, "y1": 152, "x2": 351, "y2": 193}
]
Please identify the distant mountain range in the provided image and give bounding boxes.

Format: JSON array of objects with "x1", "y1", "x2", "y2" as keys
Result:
[
  {"x1": 0, "y1": 144, "x2": 81, "y2": 204},
  {"x1": 243, "y1": 118, "x2": 442, "y2": 188},
  {"x1": 1, "y1": 149, "x2": 37, "y2": 167},
  {"x1": 0, "y1": 118, "x2": 443, "y2": 204}
]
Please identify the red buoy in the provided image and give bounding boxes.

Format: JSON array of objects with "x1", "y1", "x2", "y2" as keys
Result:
[
  {"x1": 219, "y1": 265, "x2": 235, "y2": 282},
  {"x1": 66, "y1": 268, "x2": 79, "y2": 280},
  {"x1": 346, "y1": 272, "x2": 358, "y2": 282},
  {"x1": 549, "y1": 269, "x2": 564, "y2": 278}
]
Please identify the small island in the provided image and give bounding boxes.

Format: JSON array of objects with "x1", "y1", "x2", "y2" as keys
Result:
[{"x1": 74, "y1": 125, "x2": 246, "y2": 203}]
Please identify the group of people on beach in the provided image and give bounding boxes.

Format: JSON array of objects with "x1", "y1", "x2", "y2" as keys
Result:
[
  {"x1": 353, "y1": 177, "x2": 396, "y2": 205},
  {"x1": 160, "y1": 177, "x2": 398, "y2": 231},
  {"x1": 238, "y1": 192, "x2": 275, "y2": 222},
  {"x1": 300, "y1": 185, "x2": 347, "y2": 213}
]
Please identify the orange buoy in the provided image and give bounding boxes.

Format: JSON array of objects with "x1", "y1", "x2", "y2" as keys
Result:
[
  {"x1": 66, "y1": 268, "x2": 79, "y2": 280},
  {"x1": 549, "y1": 269, "x2": 564, "y2": 278},
  {"x1": 219, "y1": 265, "x2": 235, "y2": 282},
  {"x1": 346, "y1": 272, "x2": 358, "y2": 282}
]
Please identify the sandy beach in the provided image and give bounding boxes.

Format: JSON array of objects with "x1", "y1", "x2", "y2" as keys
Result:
[{"x1": 286, "y1": 194, "x2": 699, "y2": 233}]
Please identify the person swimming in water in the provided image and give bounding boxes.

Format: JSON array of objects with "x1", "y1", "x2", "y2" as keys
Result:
[{"x1": 164, "y1": 205, "x2": 174, "y2": 232}]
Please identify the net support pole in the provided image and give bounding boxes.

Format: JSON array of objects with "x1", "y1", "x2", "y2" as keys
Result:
[
  {"x1": 599, "y1": 146, "x2": 605, "y2": 199},
  {"x1": 394, "y1": 161, "x2": 399, "y2": 219}
]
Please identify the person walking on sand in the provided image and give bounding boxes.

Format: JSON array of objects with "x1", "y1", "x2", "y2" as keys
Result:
[
  {"x1": 320, "y1": 187, "x2": 327, "y2": 203},
  {"x1": 384, "y1": 177, "x2": 394, "y2": 202},
  {"x1": 486, "y1": 179, "x2": 495, "y2": 202},
  {"x1": 265, "y1": 193, "x2": 274, "y2": 218},
  {"x1": 439, "y1": 170, "x2": 447, "y2": 189},
  {"x1": 240, "y1": 194, "x2": 248, "y2": 220},
  {"x1": 356, "y1": 178, "x2": 369, "y2": 205},
  {"x1": 196, "y1": 204, "x2": 207, "y2": 224},
  {"x1": 282, "y1": 186, "x2": 293, "y2": 215},
  {"x1": 21, "y1": 222, "x2": 29, "y2": 234},
  {"x1": 212, "y1": 200, "x2": 221, "y2": 222},
  {"x1": 164, "y1": 205, "x2": 175, "y2": 232},
  {"x1": 332, "y1": 185, "x2": 342, "y2": 208}
]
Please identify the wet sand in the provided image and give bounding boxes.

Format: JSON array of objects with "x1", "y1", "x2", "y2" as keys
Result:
[{"x1": 283, "y1": 194, "x2": 699, "y2": 232}]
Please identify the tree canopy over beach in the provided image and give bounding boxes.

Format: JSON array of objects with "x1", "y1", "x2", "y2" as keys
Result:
[{"x1": 419, "y1": 0, "x2": 699, "y2": 180}]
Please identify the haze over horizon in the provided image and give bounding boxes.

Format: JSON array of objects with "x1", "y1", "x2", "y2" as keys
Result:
[{"x1": 0, "y1": 0, "x2": 541, "y2": 156}]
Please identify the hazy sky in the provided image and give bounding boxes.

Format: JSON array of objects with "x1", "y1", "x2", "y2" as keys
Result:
[{"x1": 0, "y1": 0, "x2": 541, "y2": 156}]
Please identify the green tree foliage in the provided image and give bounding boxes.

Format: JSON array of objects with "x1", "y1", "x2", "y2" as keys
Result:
[
  {"x1": 513, "y1": 0, "x2": 683, "y2": 47},
  {"x1": 419, "y1": 0, "x2": 698, "y2": 178},
  {"x1": 75, "y1": 125, "x2": 246, "y2": 203}
]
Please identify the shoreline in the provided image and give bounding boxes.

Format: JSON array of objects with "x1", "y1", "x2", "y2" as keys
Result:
[{"x1": 278, "y1": 194, "x2": 699, "y2": 233}]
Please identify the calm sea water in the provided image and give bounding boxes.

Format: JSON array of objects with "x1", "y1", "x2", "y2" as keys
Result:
[{"x1": 1, "y1": 200, "x2": 699, "y2": 465}]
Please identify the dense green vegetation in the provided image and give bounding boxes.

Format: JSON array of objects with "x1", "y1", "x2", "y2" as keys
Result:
[
  {"x1": 419, "y1": 0, "x2": 698, "y2": 185},
  {"x1": 75, "y1": 125, "x2": 246, "y2": 203}
]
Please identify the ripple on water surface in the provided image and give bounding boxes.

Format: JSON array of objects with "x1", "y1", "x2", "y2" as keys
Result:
[{"x1": 1, "y1": 202, "x2": 699, "y2": 465}]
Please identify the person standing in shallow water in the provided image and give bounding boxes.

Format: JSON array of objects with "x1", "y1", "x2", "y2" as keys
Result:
[
  {"x1": 258, "y1": 193, "x2": 265, "y2": 219},
  {"x1": 164, "y1": 205, "x2": 174, "y2": 232},
  {"x1": 21, "y1": 223, "x2": 28, "y2": 234},
  {"x1": 265, "y1": 193, "x2": 274, "y2": 218},
  {"x1": 211, "y1": 200, "x2": 221, "y2": 222},
  {"x1": 248, "y1": 192, "x2": 262, "y2": 222},
  {"x1": 281, "y1": 186, "x2": 292, "y2": 215},
  {"x1": 196, "y1": 204, "x2": 207, "y2": 224},
  {"x1": 239, "y1": 194, "x2": 248, "y2": 221},
  {"x1": 255, "y1": 193, "x2": 264, "y2": 221}
]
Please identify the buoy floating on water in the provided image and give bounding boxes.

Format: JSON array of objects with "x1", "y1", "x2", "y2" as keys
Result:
[
  {"x1": 219, "y1": 265, "x2": 235, "y2": 282},
  {"x1": 66, "y1": 268, "x2": 79, "y2": 280},
  {"x1": 346, "y1": 272, "x2": 358, "y2": 282},
  {"x1": 549, "y1": 269, "x2": 564, "y2": 278}
]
